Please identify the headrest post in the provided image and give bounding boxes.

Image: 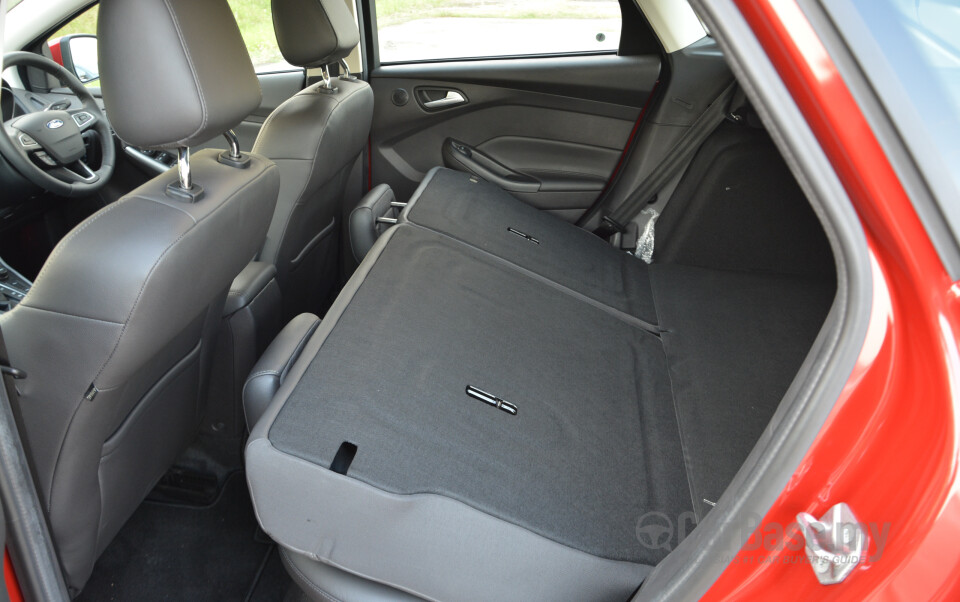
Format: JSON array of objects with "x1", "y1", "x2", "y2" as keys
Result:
[
  {"x1": 338, "y1": 58, "x2": 358, "y2": 82},
  {"x1": 177, "y1": 146, "x2": 192, "y2": 190},
  {"x1": 318, "y1": 64, "x2": 337, "y2": 93},
  {"x1": 223, "y1": 130, "x2": 242, "y2": 160}
]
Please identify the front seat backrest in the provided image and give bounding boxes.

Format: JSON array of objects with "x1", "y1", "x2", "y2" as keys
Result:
[
  {"x1": 0, "y1": 0, "x2": 279, "y2": 593},
  {"x1": 253, "y1": 0, "x2": 374, "y2": 320}
]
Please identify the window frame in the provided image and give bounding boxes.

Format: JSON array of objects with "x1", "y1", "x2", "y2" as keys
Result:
[{"x1": 361, "y1": 0, "x2": 660, "y2": 69}]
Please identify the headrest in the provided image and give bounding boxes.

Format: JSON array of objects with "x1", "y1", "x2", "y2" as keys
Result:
[
  {"x1": 98, "y1": 0, "x2": 261, "y2": 149},
  {"x1": 272, "y1": 0, "x2": 360, "y2": 68}
]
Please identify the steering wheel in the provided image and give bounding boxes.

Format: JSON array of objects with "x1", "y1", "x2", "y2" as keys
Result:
[{"x1": 0, "y1": 51, "x2": 115, "y2": 197}]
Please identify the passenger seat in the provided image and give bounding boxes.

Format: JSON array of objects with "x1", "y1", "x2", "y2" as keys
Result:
[{"x1": 253, "y1": 0, "x2": 374, "y2": 321}]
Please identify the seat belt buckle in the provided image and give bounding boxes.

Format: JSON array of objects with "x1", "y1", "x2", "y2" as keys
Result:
[
  {"x1": 601, "y1": 215, "x2": 627, "y2": 234},
  {"x1": 619, "y1": 222, "x2": 640, "y2": 252},
  {"x1": 595, "y1": 215, "x2": 627, "y2": 239}
]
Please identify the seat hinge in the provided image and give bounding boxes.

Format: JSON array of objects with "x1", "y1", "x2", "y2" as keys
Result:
[{"x1": 796, "y1": 502, "x2": 868, "y2": 585}]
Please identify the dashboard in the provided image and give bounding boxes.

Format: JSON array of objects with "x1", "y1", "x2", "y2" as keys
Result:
[{"x1": 1, "y1": 80, "x2": 26, "y2": 122}]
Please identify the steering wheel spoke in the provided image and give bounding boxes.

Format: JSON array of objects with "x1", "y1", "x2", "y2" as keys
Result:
[
  {"x1": 49, "y1": 160, "x2": 100, "y2": 185},
  {"x1": 3, "y1": 123, "x2": 40, "y2": 154},
  {"x1": 0, "y1": 51, "x2": 115, "y2": 196},
  {"x1": 67, "y1": 108, "x2": 98, "y2": 132}
]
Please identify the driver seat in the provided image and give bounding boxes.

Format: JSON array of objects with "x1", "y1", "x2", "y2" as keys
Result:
[{"x1": 0, "y1": 0, "x2": 279, "y2": 594}]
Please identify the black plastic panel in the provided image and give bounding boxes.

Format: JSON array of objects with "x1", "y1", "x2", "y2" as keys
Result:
[{"x1": 369, "y1": 54, "x2": 660, "y2": 217}]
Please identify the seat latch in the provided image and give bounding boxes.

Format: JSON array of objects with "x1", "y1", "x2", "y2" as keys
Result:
[{"x1": 796, "y1": 502, "x2": 868, "y2": 585}]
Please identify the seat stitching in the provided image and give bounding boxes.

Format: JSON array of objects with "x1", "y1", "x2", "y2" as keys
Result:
[
  {"x1": 257, "y1": 84, "x2": 366, "y2": 266},
  {"x1": 648, "y1": 270, "x2": 701, "y2": 522},
  {"x1": 91, "y1": 163, "x2": 277, "y2": 387},
  {"x1": 161, "y1": 0, "x2": 208, "y2": 144},
  {"x1": 281, "y1": 547, "x2": 345, "y2": 602}
]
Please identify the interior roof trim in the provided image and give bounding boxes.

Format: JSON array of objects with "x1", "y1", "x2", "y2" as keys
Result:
[{"x1": 633, "y1": 0, "x2": 706, "y2": 53}]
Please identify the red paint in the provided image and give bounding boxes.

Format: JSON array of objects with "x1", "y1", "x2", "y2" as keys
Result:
[
  {"x1": 701, "y1": 0, "x2": 960, "y2": 600},
  {"x1": 4, "y1": 551, "x2": 23, "y2": 602},
  {"x1": 601, "y1": 79, "x2": 660, "y2": 194},
  {"x1": 48, "y1": 37, "x2": 63, "y2": 67}
]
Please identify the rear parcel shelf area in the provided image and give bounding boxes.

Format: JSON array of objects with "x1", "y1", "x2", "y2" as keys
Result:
[{"x1": 245, "y1": 162, "x2": 835, "y2": 601}]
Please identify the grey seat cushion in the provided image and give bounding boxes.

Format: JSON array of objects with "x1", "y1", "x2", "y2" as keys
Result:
[
  {"x1": 267, "y1": 225, "x2": 689, "y2": 563},
  {"x1": 246, "y1": 172, "x2": 834, "y2": 601},
  {"x1": 246, "y1": 225, "x2": 663, "y2": 602}
]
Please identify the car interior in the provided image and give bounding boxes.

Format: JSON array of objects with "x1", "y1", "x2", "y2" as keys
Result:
[{"x1": 0, "y1": 0, "x2": 838, "y2": 600}]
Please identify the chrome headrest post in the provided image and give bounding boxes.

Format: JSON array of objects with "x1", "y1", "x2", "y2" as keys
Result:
[
  {"x1": 223, "y1": 130, "x2": 241, "y2": 160},
  {"x1": 338, "y1": 58, "x2": 358, "y2": 82},
  {"x1": 318, "y1": 64, "x2": 337, "y2": 93},
  {"x1": 167, "y1": 145, "x2": 203, "y2": 200},
  {"x1": 177, "y1": 146, "x2": 192, "y2": 190}
]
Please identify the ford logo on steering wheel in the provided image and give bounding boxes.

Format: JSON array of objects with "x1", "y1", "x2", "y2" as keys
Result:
[{"x1": 45, "y1": 119, "x2": 64, "y2": 130}]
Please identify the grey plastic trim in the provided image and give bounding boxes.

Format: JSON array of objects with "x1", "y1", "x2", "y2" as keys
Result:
[
  {"x1": 635, "y1": 1, "x2": 873, "y2": 600},
  {"x1": 0, "y1": 369, "x2": 70, "y2": 601},
  {"x1": 372, "y1": 54, "x2": 659, "y2": 108},
  {"x1": 123, "y1": 145, "x2": 169, "y2": 175}
]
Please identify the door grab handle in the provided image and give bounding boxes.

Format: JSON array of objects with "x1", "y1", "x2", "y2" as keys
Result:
[{"x1": 423, "y1": 91, "x2": 466, "y2": 109}]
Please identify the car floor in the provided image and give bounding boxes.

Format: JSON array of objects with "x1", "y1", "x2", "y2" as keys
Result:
[{"x1": 77, "y1": 472, "x2": 293, "y2": 601}]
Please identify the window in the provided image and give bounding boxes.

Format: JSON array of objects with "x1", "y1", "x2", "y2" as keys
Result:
[
  {"x1": 50, "y1": 5, "x2": 98, "y2": 40},
  {"x1": 226, "y1": 0, "x2": 293, "y2": 72},
  {"x1": 48, "y1": 2, "x2": 293, "y2": 74},
  {"x1": 375, "y1": 0, "x2": 623, "y2": 64},
  {"x1": 48, "y1": 5, "x2": 100, "y2": 87}
]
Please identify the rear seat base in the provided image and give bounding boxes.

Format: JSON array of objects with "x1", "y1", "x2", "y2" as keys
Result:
[{"x1": 246, "y1": 167, "x2": 834, "y2": 601}]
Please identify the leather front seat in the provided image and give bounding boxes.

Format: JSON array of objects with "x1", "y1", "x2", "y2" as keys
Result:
[
  {"x1": 253, "y1": 0, "x2": 374, "y2": 321},
  {"x1": 0, "y1": 0, "x2": 279, "y2": 594}
]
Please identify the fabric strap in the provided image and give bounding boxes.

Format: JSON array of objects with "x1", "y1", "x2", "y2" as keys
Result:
[{"x1": 593, "y1": 80, "x2": 740, "y2": 238}]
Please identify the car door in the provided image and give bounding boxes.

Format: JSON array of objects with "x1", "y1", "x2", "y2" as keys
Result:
[{"x1": 362, "y1": 0, "x2": 661, "y2": 222}]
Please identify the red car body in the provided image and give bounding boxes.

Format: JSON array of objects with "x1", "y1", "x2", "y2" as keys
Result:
[
  {"x1": 705, "y1": 0, "x2": 960, "y2": 600},
  {"x1": 6, "y1": 1, "x2": 960, "y2": 600}
]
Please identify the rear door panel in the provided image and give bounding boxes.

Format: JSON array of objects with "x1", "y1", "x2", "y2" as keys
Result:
[{"x1": 369, "y1": 54, "x2": 659, "y2": 220}]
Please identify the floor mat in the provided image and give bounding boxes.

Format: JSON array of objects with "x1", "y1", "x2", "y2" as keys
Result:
[{"x1": 79, "y1": 472, "x2": 290, "y2": 601}]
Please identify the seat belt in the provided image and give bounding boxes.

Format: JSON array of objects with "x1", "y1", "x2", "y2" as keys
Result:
[{"x1": 593, "y1": 80, "x2": 741, "y2": 239}]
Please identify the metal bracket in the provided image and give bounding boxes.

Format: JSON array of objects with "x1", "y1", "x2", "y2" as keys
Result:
[
  {"x1": 0, "y1": 365, "x2": 26, "y2": 379},
  {"x1": 796, "y1": 503, "x2": 868, "y2": 585}
]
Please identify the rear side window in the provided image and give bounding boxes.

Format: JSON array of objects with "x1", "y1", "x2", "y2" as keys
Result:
[
  {"x1": 375, "y1": 0, "x2": 622, "y2": 63},
  {"x1": 226, "y1": 0, "x2": 293, "y2": 72}
]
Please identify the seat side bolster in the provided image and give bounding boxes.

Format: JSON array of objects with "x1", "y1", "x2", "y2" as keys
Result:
[
  {"x1": 242, "y1": 312, "x2": 321, "y2": 430},
  {"x1": 349, "y1": 183, "x2": 395, "y2": 263},
  {"x1": 224, "y1": 261, "x2": 278, "y2": 317}
]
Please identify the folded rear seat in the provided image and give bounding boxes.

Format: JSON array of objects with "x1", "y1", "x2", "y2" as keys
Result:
[
  {"x1": 400, "y1": 167, "x2": 659, "y2": 327},
  {"x1": 245, "y1": 166, "x2": 833, "y2": 601},
  {"x1": 246, "y1": 220, "x2": 692, "y2": 601}
]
